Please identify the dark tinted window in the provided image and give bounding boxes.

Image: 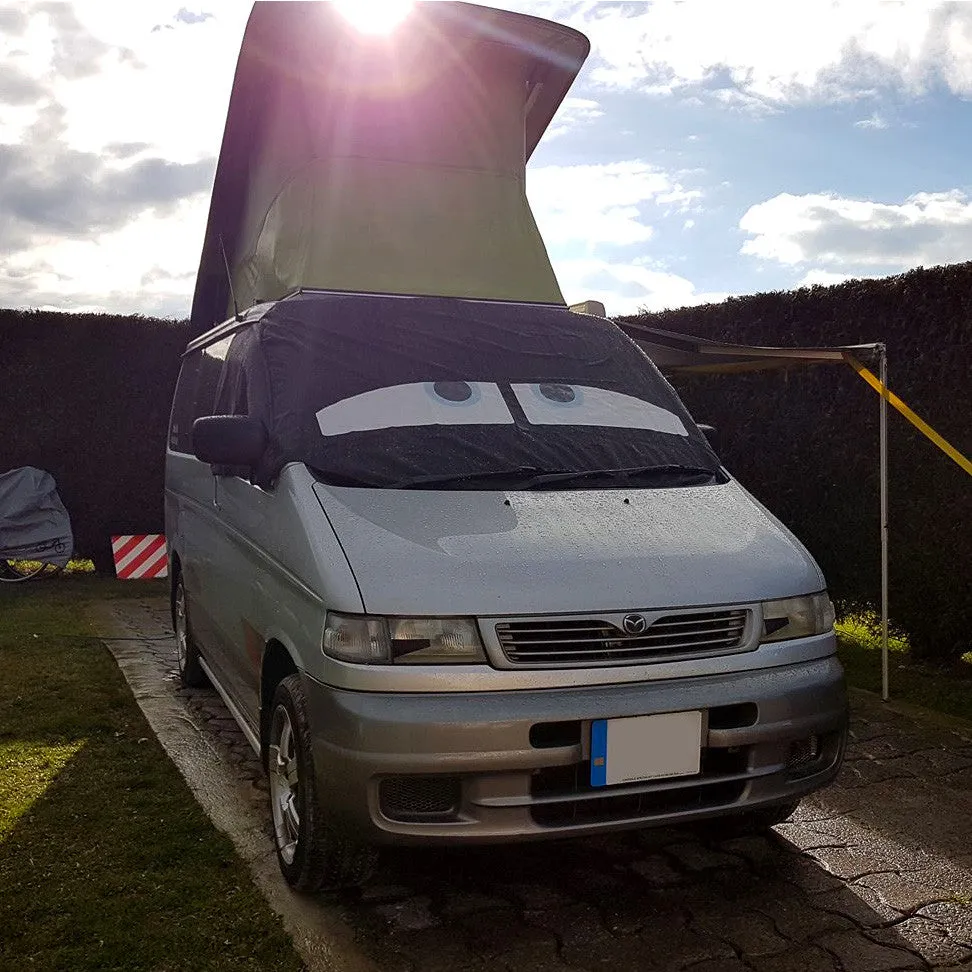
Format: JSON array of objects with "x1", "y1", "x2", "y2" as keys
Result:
[
  {"x1": 214, "y1": 330, "x2": 253, "y2": 416},
  {"x1": 168, "y1": 354, "x2": 201, "y2": 453},
  {"x1": 168, "y1": 335, "x2": 234, "y2": 454},
  {"x1": 197, "y1": 335, "x2": 233, "y2": 417}
]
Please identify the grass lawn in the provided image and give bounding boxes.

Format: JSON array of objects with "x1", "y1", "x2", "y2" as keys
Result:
[
  {"x1": 0, "y1": 575, "x2": 304, "y2": 972},
  {"x1": 837, "y1": 613, "x2": 972, "y2": 725}
]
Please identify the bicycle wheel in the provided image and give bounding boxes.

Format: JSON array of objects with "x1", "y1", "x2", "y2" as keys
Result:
[{"x1": 0, "y1": 559, "x2": 58, "y2": 582}]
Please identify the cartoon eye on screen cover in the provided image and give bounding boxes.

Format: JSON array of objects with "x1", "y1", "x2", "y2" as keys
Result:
[{"x1": 315, "y1": 382, "x2": 688, "y2": 438}]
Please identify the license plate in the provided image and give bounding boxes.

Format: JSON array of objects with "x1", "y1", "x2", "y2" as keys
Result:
[{"x1": 590, "y1": 711, "x2": 702, "y2": 787}]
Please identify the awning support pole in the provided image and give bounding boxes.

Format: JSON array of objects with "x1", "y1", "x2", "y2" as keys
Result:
[{"x1": 879, "y1": 345, "x2": 890, "y2": 702}]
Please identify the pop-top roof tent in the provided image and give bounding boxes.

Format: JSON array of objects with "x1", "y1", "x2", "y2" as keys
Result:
[
  {"x1": 189, "y1": 0, "x2": 589, "y2": 334},
  {"x1": 190, "y1": 2, "x2": 899, "y2": 696}
]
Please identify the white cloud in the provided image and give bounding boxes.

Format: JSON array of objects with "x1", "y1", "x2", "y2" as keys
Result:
[
  {"x1": 554, "y1": 256, "x2": 729, "y2": 317},
  {"x1": 525, "y1": 161, "x2": 717, "y2": 314},
  {"x1": 1, "y1": 196, "x2": 208, "y2": 316},
  {"x1": 552, "y1": 1, "x2": 972, "y2": 105},
  {"x1": 740, "y1": 190, "x2": 972, "y2": 270},
  {"x1": 0, "y1": 1, "x2": 245, "y2": 314},
  {"x1": 854, "y1": 112, "x2": 890, "y2": 130},
  {"x1": 528, "y1": 161, "x2": 701, "y2": 249},
  {"x1": 798, "y1": 269, "x2": 856, "y2": 288},
  {"x1": 545, "y1": 96, "x2": 604, "y2": 139},
  {"x1": 55, "y1": 2, "x2": 246, "y2": 162}
]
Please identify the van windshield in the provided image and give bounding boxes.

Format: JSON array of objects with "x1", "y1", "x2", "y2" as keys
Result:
[{"x1": 257, "y1": 294, "x2": 721, "y2": 490}]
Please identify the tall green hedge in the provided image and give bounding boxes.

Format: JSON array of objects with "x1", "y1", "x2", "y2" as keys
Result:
[
  {"x1": 0, "y1": 310, "x2": 189, "y2": 573},
  {"x1": 621, "y1": 262, "x2": 971, "y2": 660}
]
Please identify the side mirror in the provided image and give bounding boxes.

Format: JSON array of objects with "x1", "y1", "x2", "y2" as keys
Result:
[
  {"x1": 697, "y1": 423, "x2": 719, "y2": 452},
  {"x1": 192, "y1": 415, "x2": 267, "y2": 467}
]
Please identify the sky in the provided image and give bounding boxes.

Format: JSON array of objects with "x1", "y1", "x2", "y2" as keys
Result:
[{"x1": 3, "y1": 0, "x2": 972, "y2": 319}]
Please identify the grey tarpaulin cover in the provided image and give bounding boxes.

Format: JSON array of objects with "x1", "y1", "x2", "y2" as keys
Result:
[
  {"x1": 0, "y1": 466, "x2": 73, "y2": 566},
  {"x1": 212, "y1": 292, "x2": 722, "y2": 489}
]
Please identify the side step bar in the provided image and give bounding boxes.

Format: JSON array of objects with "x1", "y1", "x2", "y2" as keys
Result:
[{"x1": 198, "y1": 658, "x2": 261, "y2": 756}]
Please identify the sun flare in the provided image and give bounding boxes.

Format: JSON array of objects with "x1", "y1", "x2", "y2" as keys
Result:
[{"x1": 333, "y1": 0, "x2": 414, "y2": 35}]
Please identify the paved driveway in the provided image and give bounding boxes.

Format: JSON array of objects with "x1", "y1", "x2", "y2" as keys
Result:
[{"x1": 102, "y1": 598, "x2": 972, "y2": 972}]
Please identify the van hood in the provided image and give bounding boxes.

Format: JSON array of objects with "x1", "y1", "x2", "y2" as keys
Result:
[{"x1": 312, "y1": 481, "x2": 824, "y2": 617}]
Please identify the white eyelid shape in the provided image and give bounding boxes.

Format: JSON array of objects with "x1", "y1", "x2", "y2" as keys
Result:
[
  {"x1": 511, "y1": 384, "x2": 688, "y2": 436},
  {"x1": 316, "y1": 382, "x2": 513, "y2": 437}
]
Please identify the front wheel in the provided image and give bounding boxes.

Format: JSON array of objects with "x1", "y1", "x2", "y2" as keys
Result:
[
  {"x1": 173, "y1": 574, "x2": 207, "y2": 687},
  {"x1": 267, "y1": 674, "x2": 376, "y2": 891}
]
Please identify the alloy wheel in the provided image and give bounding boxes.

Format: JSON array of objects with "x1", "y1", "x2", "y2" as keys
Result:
[
  {"x1": 174, "y1": 581, "x2": 188, "y2": 673},
  {"x1": 269, "y1": 705, "x2": 300, "y2": 865}
]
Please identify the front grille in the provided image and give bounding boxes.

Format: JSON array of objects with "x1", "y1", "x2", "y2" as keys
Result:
[
  {"x1": 529, "y1": 748, "x2": 749, "y2": 827},
  {"x1": 379, "y1": 776, "x2": 461, "y2": 822},
  {"x1": 496, "y1": 610, "x2": 748, "y2": 666}
]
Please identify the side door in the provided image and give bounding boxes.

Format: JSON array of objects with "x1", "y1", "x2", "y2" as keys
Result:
[
  {"x1": 174, "y1": 333, "x2": 239, "y2": 692},
  {"x1": 200, "y1": 328, "x2": 276, "y2": 726},
  {"x1": 208, "y1": 473, "x2": 278, "y2": 725}
]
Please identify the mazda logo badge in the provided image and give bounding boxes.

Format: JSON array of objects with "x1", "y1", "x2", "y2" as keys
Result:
[{"x1": 622, "y1": 614, "x2": 648, "y2": 635}]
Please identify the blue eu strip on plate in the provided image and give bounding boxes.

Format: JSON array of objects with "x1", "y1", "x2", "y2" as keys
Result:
[{"x1": 590, "y1": 718, "x2": 608, "y2": 787}]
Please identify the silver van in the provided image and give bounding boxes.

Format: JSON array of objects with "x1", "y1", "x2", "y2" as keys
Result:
[{"x1": 165, "y1": 290, "x2": 847, "y2": 890}]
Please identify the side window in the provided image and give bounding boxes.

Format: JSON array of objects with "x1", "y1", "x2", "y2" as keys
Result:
[
  {"x1": 195, "y1": 335, "x2": 233, "y2": 420},
  {"x1": 168, "y1": 353, "x2": 201, "y2": 453},
  {"x1": 168, "y1": 335, "x2": 233, "y2": 455},
  {"x1": 214, "y1": 331, "x2": 251, "y2": 417}
]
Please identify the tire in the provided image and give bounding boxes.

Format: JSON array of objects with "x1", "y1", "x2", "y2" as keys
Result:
[
  {"x1": 267, "y1": 674, "x2": 377, "y2": 891},
  {"x1": 173, "y1": 573, "x2": 208, "y2": 688}
]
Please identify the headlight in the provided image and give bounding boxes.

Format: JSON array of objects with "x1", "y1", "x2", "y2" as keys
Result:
[
  {"x1": 761, "y1": 593, "x2": 835, "y2": 642},
  {"x1": 323, "y1": 613, "x2": 486, "y2": 664}
]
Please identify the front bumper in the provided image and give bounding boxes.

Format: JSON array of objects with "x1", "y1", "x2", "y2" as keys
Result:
[{"x1": 303, "y1": 655, "x2": 848, "y2": 844}]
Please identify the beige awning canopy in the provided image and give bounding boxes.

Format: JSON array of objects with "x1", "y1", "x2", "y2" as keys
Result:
[{"x1": 614, "y1": 318, "x2": 884, "y2": 373}]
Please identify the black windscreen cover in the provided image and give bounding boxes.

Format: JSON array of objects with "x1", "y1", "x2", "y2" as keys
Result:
[{"x1": 252, "y1": 293, "x2": 720, "y2": 487}]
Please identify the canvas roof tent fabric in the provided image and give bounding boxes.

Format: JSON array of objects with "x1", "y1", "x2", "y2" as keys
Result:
[{"x1": 190, "y1": 1, "x2": 590, "y2": 336}]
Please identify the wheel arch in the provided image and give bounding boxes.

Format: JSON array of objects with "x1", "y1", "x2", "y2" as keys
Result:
[{"x1": 260, "y1": 639, "x2": 300, "y2": 764}]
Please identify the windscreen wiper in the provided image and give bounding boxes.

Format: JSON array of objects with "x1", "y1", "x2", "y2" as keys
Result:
[
  {"x1": 517, "y1": 464, "x2": 721, "y2": 489},
  {"x1": 389, "y1": 464, "x2": 720, "y2": 491},
  {"x1": 389, "y1": 467, "x2": 543, "y2": 490},
  {"x1": 309, "y1": 467, "x2": 392, "y2": 488}
]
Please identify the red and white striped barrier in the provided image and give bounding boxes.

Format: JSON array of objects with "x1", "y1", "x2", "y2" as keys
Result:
[{"x1": 111, "y1": 534, "x2": 168, "y2": 579}]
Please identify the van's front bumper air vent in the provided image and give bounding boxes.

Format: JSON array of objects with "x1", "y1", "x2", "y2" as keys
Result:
[
  {"x1": 379, "y1": 776, "x2": 461, "y2": 822},
  {"x1": 495, "y1": 610, "x2": 749, "y2": 667}
]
